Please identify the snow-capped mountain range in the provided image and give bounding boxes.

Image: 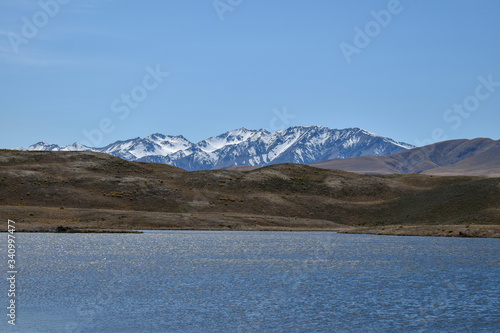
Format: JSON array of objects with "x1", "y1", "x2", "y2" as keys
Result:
[{"x1": 23, "y1": 126, "x2": 414, "y2": 171}]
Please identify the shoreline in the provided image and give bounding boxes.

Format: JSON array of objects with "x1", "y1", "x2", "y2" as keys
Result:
[
  {"x1": 3, "y1": 203, "x2": 499, "y2": 238},
  {"x1": 337, "y1": 224, "x2": 500, "y2": 238},
  {"x1": 3, "y1": 224, "x2": 499, "y2": 238}
]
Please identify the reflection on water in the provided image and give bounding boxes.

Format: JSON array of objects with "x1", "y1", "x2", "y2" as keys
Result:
[{"x1": 2, "y1": 231, "x2": 499, "y2": 332}]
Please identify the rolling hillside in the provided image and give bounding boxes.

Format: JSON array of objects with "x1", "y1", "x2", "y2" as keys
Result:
[
  {"x1": 311, "y1": 138, "x2": 500, "y2": 177},
  {"x1": 1, "y1": 150, "x2": 499, "y2": 236}
]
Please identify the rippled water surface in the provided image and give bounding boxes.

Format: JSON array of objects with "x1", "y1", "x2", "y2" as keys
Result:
[{"x1": 2, "y1": 231, "x2": 499, "y2": 332}]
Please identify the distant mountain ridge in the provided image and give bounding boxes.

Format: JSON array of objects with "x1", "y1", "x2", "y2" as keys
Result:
[
  {"x1": 23, "y1": 126, "x2": 413, "y2": 171},
  {"x1": 311, "y1": 138, "x2": 500, "y2": 177}
]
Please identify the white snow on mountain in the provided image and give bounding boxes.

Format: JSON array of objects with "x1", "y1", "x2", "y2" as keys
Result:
[
  {"x1": 23, "y1": 126, "x2": 414, "y2": 171},
  {"x1": 198, "y1": 128, "x2": 257, "y2": 153}
]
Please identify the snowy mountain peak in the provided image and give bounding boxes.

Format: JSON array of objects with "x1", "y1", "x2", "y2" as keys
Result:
[
  {"x1": 22, "y1": 126, "x2": 414, "y2": 171},
  {"x1": 198, "y1": 128, "x2": 260, "y2": 153},
  {"x1": 60, "y1": 142, "x2": 91, "y2": 151},
  {"x1": 25, "y1": 142, "x2": 61, "y2": 151}
]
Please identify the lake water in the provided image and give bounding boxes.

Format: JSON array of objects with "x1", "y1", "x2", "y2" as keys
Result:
[{"x1": 2, "y1": 231, "x2": 499, "y2": 332}]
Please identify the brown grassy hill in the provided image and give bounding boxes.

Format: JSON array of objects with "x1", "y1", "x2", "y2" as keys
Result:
[
  {"x1": 311, "y1": 138, "x2": 500, "y2": 177},
  {"x1": 0, "y1": 150, "x2": 499, "y2": 235},
  {"x1": 217, "y1": 165, "x2": 260, "y2": 171}
]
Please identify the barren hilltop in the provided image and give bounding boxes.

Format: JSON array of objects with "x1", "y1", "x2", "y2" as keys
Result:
[{"x1": 1, "y1": 150, "x2": 499, "y2": 237}]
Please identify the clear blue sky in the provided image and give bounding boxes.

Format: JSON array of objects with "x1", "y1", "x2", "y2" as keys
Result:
[{"x1": 1, "y1": 0, "x2": 499, "y2": 148}]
